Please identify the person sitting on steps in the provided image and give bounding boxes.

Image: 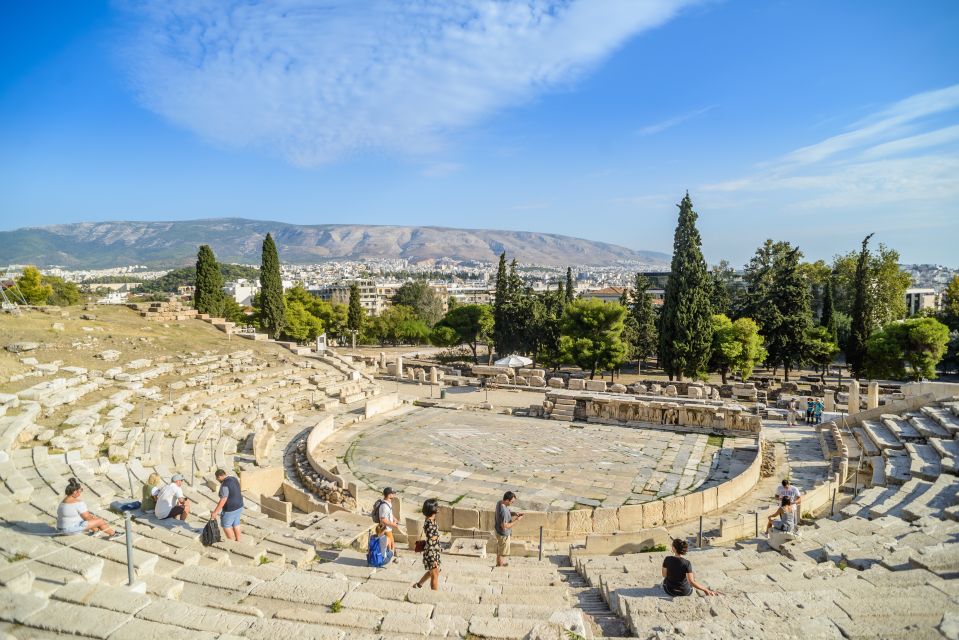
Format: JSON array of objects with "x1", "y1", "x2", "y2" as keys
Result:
[
  {"x1": 662, "y1": 538, "x2": 719, "y2": 597},
  {"x1": 57, "y1": 478, "x2": 117, "y2": 537},
  {"x1": 766, "y1": 495, "x2": 796, "y2": 535}
]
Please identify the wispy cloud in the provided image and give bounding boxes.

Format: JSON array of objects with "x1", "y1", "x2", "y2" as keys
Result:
[
  {"x1": 636, "y1": 105, "x2": 715, "y2": 136},
  {"x1": 421, "y1": 162, "x2": 463, "y2": 178},
  {"x1": 702, "y1": 84, "x2": 959, "y2": 210},
  {"x1": 119, "y1": 0, "x2": 694, "y2": 166}
]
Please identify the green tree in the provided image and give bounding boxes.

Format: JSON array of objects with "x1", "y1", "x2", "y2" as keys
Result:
[
  {"x1": 764, "y1": 247, "x2": 811, "y2": 381},
  {"x1": 42, "y1": 275, "x2": 81, "y2": 306},
  {"x1": 15, "y1": 266, "x2": 52, "y2": 305},
  {"x1": 194, "y1": 245, "x2": 226, "y2": 317},
  {"x1": 865, "y1": 317, "x2": 950, "y2": 381},
  {"x1": 378, "y1": 305, "x2": 431, "y2": 345},
  {"x1": 258, "y1": 233, "x2": 286, "y2": 339},
  {"x1": 736, "y1": 239, "x2": 790, "y2": 330},
  {"x1": 658, "y1": 193, "x2": 713, "y2": 380},
  {"x1": 391, "y1": 281, "x2": 444, "y2": 326},
  {"x1": 493, "y1": 253, "x2": 510, "y2": 355},
  {"x1": 565, "y1": 267, "x2": 575, "y2": 303},
  {"x1": 435, "y1": 304, "x2": 494, "y2": 363},
  {"x1": 820, "y1": 278, "x2": 836, "y2": 339},
  {"x1": 708, "y1": 260, "x2": 736, "y2": 317},
  {"x1": 429, "y1": 325, "x2": 459, "y2": 349},
  {"x1": 940, "y1": 275, "x2": 959, "y2": 331},
  {"x1": 559, "y1": 299, "x2": 627, "y2": 379},
  {"x1": 832, "y1": 240, "x2": 910, "y2": 327},
  {"x1": 627, "y1": 273, "x2": 658, "y2": 365},
  {"x1": 708, "y1": 315, "x2": 767, "y2": 384},
  {"x1": 347, "y1": 283, "x2": 364, "y2": 345},
  {"x1": 847, "y1": 234, "x2": 874, "y2": 377},
  {"x1": 803, "y1": 326, "x2": 839, "y2": 379}
]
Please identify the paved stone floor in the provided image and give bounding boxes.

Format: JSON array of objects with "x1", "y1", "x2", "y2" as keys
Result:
[{"x1": 341, "y1": 407, "x2": 724, "y2": 511}]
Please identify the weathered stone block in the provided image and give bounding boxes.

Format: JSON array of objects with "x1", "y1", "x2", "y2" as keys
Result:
[
  {"x1": 663, "y1": 496, "x2": 687, "y2": 524},
  {"x1": 591, "y1": 507, "x2": 619, "y2": 534},
  {"x1": 453, "y1": 508, "x2": 480, "y2": 530},
  {"x1": 616, "y1": 505, "x2": 644, "y2": 531},
  {"x1": 642, "y1": 500, "x2": 664, "y2": 529},
  {"x1": 568, "y1": 379, "x2": 586, "y2": 391},
  {"x1": 584, "y1": 380, "x2": 607, "y2": 392},
  {"x1": 568, "y1": 509, "x2": 593, "y2": 535}
]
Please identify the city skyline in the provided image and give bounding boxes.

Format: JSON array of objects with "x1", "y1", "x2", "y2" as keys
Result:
[{"x1": 2, "y1": 1, "x2": 958, "y2": 266}]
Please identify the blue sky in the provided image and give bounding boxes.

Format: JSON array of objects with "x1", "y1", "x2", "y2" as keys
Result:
[{"x1": 1, "y1": 0, "x2": 958, "y2": 266}]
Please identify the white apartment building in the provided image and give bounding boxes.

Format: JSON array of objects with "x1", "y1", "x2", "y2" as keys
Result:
[
  {"x1": 905, "y1": 288, "x2": 938, "y2": 316},
  {"x1": 224, "y1": 279, "x2": 260, "y2": 307}
]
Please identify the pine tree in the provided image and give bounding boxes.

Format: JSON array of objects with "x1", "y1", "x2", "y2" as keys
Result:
[
  {"x1": 765, "y1": 247, "x2": 811, "y2": 381},
  {"x1": 847, "y1": 233, "x2": 874, "y2": 377},
  {"x1": 194, "y1": 245, "x2": 225, "y2": 317},
  {"x1": 347, "y1": 282, "x2": 364, "y2": 345},
  {"x1": 259, "y1": 233, "x2": 286, "y2": 339},
  {"x1": 658, "y1": 193, "x2": 714, "y2": 380},
  {"x1": 565, "y1": 267, "x2": 575, "y2": 303},
  {"x1": 820, "y1": 278, "x2": 836, "y2": 340},
  {"x1": 629, "y1": 273, "x2": 658, "y2": 365}
]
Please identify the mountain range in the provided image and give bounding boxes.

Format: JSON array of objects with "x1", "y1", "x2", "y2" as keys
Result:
[{"x1": 0, "y1": 219, "x2": 670, "y2": 269}]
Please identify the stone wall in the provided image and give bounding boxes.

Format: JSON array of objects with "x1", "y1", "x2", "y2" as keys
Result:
[
  {"x1": 364, "y1": 392, "x2": 401, "y2": 419},
  {"x1": 444, "y1": 440, "x2": 761, "y2": 541}
]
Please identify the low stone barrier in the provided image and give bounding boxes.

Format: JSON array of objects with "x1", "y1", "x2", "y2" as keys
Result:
[{"x1": 575, "y1": 527, "x2": 671, "y2": 556}]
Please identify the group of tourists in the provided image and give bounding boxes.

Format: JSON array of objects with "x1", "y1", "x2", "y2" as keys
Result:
[
  {"x1": 56, "y1": 470, "x2": 244, "y2": 542},
  {"x1": 786, "y1": 397, "x2": 824, "y2": 425},
  {"x1": 365, "y1": 487, "x2": 524, "y2": 591}
]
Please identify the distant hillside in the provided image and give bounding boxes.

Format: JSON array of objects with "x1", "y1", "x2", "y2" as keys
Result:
[{"x1": 0, "y1": 219, "x2": 670, "y2": 268}]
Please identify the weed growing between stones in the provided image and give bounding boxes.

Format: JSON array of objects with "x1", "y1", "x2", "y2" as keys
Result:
[
  {"x1": 330, "y1": 599, "x2": 342, "y2": 613},
  {"x1": 640, "y1": 544, "x2": 667, "y2": 553}
]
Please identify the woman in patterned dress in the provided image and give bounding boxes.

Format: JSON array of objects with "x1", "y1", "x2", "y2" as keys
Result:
[{"x1": 413, "y1": 498, "x2": 441, "y2": 590}]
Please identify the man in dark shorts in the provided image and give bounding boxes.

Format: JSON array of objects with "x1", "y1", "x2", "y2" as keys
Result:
[{"x1": 662, "y1": 538, "x2": 719, "y2": 596}]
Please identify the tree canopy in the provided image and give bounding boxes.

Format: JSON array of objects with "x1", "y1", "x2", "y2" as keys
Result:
[
  {"x1": 708, "y1": 314, "x2": 766, "y2": 384},
  {"x1": 865, "y1": 317, "x2": 950, "y2": 381},
  {"x1": 559, "y1": 298, "x2": 627, "y2": 379},
  {"x1": 391, "y1": 281, "x2": 444, "y2": 326},
  {"x1": 258, "y1": 233, "x2": 286, "y2": 339},
  {"x1": 194, "y1": 245, "x2": 226, "y2": 317}
]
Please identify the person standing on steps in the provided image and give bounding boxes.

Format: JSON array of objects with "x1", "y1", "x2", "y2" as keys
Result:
[
  {"x1": 662, "y1": 538, "x2": 719, "y2": 597},
  {"x1": 210, "y1": 469, "x2": 244, "y2": 542},
  {"x1": 413, "y1": 498, "x2": 441, "y2": 590},
  {"x1": 494, "y1": 491, "x2": 524, "y2": 568},
  {"x1": 375, "y1": 487, "x2": 401, "y2": 561}
]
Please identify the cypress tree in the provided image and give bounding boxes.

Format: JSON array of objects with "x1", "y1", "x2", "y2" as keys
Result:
[
  {"x1": 492, "y1": 253, "x2": 509, "y2": 357},
  {"x1": 821, "y1": 278, "x2": 836, "y2": 340},
  {"x1": 347, "y1": 282, "x2": 363, "y2": 344},
  {"x1": 194, "y1": 245, "x2": 225, "y2": 317},
  {"x1": 765, "y1": 247, "x2": 811, "y2": 381},
  {"x1": 629, "y1": 273, "x2": 658, "y2": 364},
  {"x1": 259, "y1": 233, "x2": 286, "y2": 339},
  {"x1": 658, "y1": 193, "x2": 713, "y2": 380},
  {"x1": 847, "y1": 233, "x2": 874, "y2": 377},
  {"x1": 565, "y1": 267, "x2": 575, "y2": 303}
]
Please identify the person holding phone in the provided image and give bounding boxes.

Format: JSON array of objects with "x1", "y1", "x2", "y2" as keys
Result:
[{"x1": 494, "y1": 491, "x2": 524, "y2": 568}]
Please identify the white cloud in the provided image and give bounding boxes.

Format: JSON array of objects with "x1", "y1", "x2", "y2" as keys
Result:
[
  {"x1": 119, "y1": 0, "x2": 693, "y2": 166},
  {"x1": 635, "y1": 105, "x2": 715, "y2": 136},
  {"x1": 421, "y1": 162, "x2": 463, "y2": 178},
  {"x1": 702, "y1": 84, "x2": 959, "y2": 211}
]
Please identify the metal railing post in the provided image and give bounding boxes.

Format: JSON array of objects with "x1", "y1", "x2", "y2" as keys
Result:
[
  {"x1": 126, "y1": 466, "x2": 135, "y2": 499},
  {"x1": 538, "y1": 526, "x2": 543, "y2": 561},
  {"x1": 698, "y1": 516, "x2": 704, "y2": 548},
  {"x1": 124, "y1": 512, "x2": 135, "y2": 586},
  {"x1": 831, "y1": 489, "x2": 837, "y2": 516},
  {"x1": 754, "y1": 512, "x2": 759, "y2": 537}
]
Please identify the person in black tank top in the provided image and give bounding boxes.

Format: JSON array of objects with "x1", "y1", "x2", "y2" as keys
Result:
[
  {"x1": 211, "y1": 469, "x2": 245, "y2": 541},
  {"x1": 662, "y1": 538, "x2": 720, "y2": 597}
]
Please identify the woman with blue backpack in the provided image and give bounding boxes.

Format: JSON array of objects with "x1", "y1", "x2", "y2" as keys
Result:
[{"x1": 413, "y1": 498, "x2": 441, "y2": 590}]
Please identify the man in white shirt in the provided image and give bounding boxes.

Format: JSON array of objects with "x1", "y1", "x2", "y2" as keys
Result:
[
  {"x1": 377, "y1": 487, "x2": 401, "y2": 560},
  {"x1": 775, "y1": 479, "x2": 801, "y2": 532},
  {"x1": 154, "y1": 474, "x2": 190, "y2": 521}
]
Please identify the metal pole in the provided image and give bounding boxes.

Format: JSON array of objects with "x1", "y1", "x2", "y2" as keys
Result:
[
  {"x1": 209, "y1": 439, "x2": 215, "y2": 471},
  {"x1": 538, "y1": 526, "x2": 543, "y2": 561},
  {"x1": 698, "y1": 516, "x2": 703, "y2": 548},
  {"x1": 124, "y1": 512, "x2": 134, "y2": 586},
  {"x1": 831, "y1": 489, "x2": 837, "y2": 516},
  {"x1": 754, "y1": 512, "x2": 759, "y2": 537},
  {"x1": 126, "y1": 466, "x2": 135, "y2": 499}
]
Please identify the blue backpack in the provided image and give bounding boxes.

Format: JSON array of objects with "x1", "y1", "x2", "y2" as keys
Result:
[{"x1": 367, "y1": 534, "x2": 390, "y2": 568}]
